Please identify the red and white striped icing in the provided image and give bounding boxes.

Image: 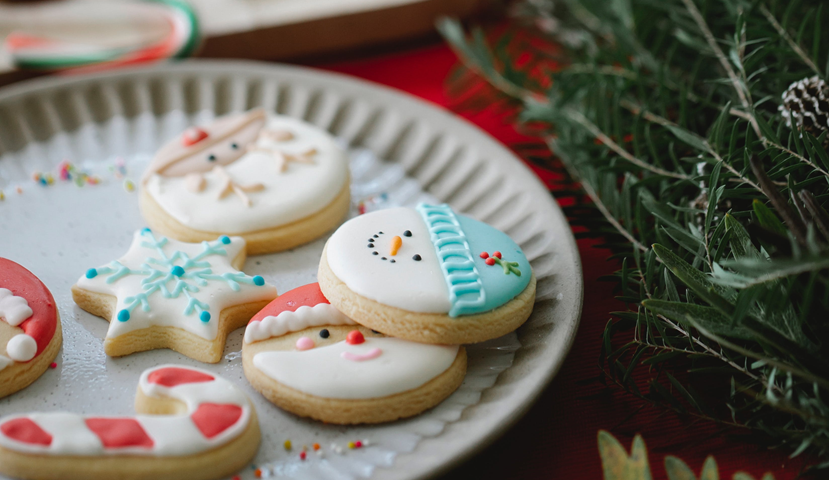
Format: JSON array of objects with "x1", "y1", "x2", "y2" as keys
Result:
[
  {"x1": 244, "y1": 282, "x2": 355, "y2": 344},
  {"x1": 0, "y1": 365, "x2": 251, "y2": 456}
]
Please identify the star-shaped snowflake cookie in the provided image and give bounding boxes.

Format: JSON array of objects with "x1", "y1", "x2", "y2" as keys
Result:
[{"x1": 72, "y1": 228, "x2": 278, "y2": 363}]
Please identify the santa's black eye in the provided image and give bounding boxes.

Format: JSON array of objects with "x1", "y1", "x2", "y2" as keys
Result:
[
  {"x1": 319, "y1": 329, "x2": 330, "y2": 339},
  {"x1": 231, "y1": 143, "x2": 239, "y2": 150},
  {"x1": 413, "y1": 254, "x2": 421, "y2": 261},
  {"x1": 207, "y1": 154, "x2": 217, "y2": 162},
  {"x1": 403, "y1": 230, "x2": 412, "y2": 237}
]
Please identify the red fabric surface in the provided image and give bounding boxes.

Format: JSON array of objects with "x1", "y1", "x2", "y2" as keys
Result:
[{"x1": 306, "y1": 44, "x2": 805, "y2": 479}]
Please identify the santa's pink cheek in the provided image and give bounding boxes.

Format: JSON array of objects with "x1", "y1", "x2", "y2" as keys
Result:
[{"x1": 295, "y1": 337, "x2": 315, "y2": 350}]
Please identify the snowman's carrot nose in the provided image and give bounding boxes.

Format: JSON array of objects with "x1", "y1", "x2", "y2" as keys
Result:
[{"x1": 390, "y1": 236, "x2": 403, "y2": 256}]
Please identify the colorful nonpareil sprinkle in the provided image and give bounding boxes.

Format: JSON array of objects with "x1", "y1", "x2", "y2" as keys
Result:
[
  {"x1": 254, "y1": 468, "x2": 262, "y2": 478},
  {"x1": 299, "y1": 451, "x2": 307, "y2": 460},
  {"x1": 123, "y1": 179, "x2": 135, "y2": 192},
  {"x1": 312, "y1": 443, "x2": 320, "y2": 451},
  {"x1": 0, "y1": 190, "x2": 4, "y2": 201},
  {"x1": 283, "y1": 440, "x2": 292, "y2": 450},
  {"x1": 49, "y1": 362, "x2": 57, "y2": 369},
  {"x1": 15, "y1": 186, "x2": 22, "y2": 194}
]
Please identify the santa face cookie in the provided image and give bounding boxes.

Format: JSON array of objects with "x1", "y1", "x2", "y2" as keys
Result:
[
  {"x1": 71, "y1": 228, "x2": 277, "y2": 363},
  {"x1": 318, "y1": 203, "x2": 536, "y2": 344},
  {"x1": 0, "y1": 365, "x2": 260, "y2": 480},
  {"x1": 242, "y1": 283, "x2": 466, "y2": 424},
  {"x1": 140, "y1": 108, "x2": 351, "y2": 255},
  {"x1": 0, "y1": 259, "x2": 62, "y2": 399}
]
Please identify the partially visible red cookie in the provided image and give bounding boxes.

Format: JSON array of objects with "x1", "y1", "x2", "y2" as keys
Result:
[{"x1": 0, "y1": 258, "x2": 62, "y2": 398}]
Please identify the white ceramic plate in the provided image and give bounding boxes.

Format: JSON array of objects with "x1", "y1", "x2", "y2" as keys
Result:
[{"x1": 0, "y1": 60, "x2": 582, "y2": 480}]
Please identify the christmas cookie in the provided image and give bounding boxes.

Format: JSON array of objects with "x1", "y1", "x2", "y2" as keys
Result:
[
  {"x1": 71, "y1": 228, "x2": 277, "y2": 363},
  {"x1": 0, "y1": 364, "x2": 260, "y2": 480},
  {"x1": 242, "y1": 283, "x2": 466, "y2": 424},
  {"x1": 140, "y1": 108, "x2": 351, "y2": 255},
  {"x1": 0, "y1": 259, "x2": 61, "y2": 399},
  {"x1": 318, "y1": 203, "x2": 536, "y2": 344}
]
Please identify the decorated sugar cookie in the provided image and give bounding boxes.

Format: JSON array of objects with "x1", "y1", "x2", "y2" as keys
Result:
[
  {"x1": 0, "y1": 365, "x2": 260, "y2": 480},
  {"x1": 242, "y1": 283, "x2": 466, "y2": 424},
  {"x1": 140, "y1": 108, "x2": 351, "y2": 255},
  {"x1": 318, "y1": 203, "x2": 536, "y2": 344},
  {"x1": 71, "y1": 229, "x2": 277, "y2": 363},
  {"x1": 0, "y1": 259, "x2": 62, "y2": 398}
]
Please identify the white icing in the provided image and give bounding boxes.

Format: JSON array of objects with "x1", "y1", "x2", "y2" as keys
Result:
[
  {"x1": 75, "y1": 231, "x2": 277, "y2": 341},
  {"x1": 0, "y1": 365, "x2": 252, "y2": 457},
  {"x1": 326, "y1": 207, "x2": 452, "y2": 313},
  {"x1": 0, "y1": 288, "x2": 33, "y2": 326},
  {"x1": 146, "y1": 115, "x2": 349, "y2": 234},
  {"x1": 253, "y1": 337, "x2": 459, "y2": 399},
  {"x1": 6, "y1": 334, "x2": 36, "y2": 362},
  {"x1": 0, "y1": 355, "x2": 12, "y2": 372},
  {"x1": 244, "y1": 303, "x2": 356, "y2": 344}
]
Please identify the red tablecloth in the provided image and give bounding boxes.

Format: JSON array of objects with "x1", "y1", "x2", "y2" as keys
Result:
[{"x1": 308, "y1": 43, "x2": 805, "y2": 479}]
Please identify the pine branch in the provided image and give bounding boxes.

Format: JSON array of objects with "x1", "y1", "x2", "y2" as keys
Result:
[{"x1": 441, "y1": 0, "x2": 829, "y2": 463}]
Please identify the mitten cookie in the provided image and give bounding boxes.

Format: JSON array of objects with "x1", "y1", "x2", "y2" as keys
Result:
[
  {"x1": 242, "y1": 283, "x2": 466, "y2": 424},
  {"x1": 0, "y1": 365, "x2": 260, "y2": 480},
  {"x1": 318, "y1": 203, "x2": 536, "y2": 344},
  {"x1": 140, "y1": 108, "x2": 351, "y2": 255},
  {"x1": 71, "y1": 228, "x2": 277, "y2": 363},
  {"x1": 0, "y1": 258, "x2": 61, "y2": 398}
]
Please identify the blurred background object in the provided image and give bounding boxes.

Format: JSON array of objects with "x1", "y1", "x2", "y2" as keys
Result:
[{"x1": 0, "y1": 0, "x2": 481, "y2": 85}]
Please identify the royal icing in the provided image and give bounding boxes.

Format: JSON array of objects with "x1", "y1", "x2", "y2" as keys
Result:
[
  {"x1": 144, "y1": 112, "x2": 349, "y2": 234},
  {"x1": 0, "y1": 259, "x2": 58, "y2": 370},
  {"x1": 0, "y1": 365, "x2": 252, "y2": 457},
  {"x1": 253, "y1": 337, "x2": 458, "y2": 399},
  {"x1": 245, "y1": 283, "x2": 459, "y2": 400},
  {"x1": 325, "y1": 204, "x2": 532, "y2": 316},
  {"x1": 0, "y1": 289, "x2": 33, "y2": 326},
  {"x1": 75, "y1": 229, "x2": 277, "y2": 342},
  {"x1": 244, "y1": 282, "x2": 355, "y2": 344}
]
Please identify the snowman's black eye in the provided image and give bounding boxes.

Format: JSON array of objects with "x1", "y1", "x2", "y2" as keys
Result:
[
  {"x1": 403, "y1": 230, "x2": 412, "y2": 237},
  {"x1": 207, "y1": 154, "x2": 217, "y2": 162},
  {"x1": 231, "y1": 142, "x2": 239, "y2": 150},
  {"x1": 319, "y1": 329, "x2": 330, "y2": 339},
  {"x1": 413, "y1": 254, "x2": 422, "y2": 261}
]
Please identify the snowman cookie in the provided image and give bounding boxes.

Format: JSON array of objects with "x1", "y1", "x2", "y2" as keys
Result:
[
  {"x1": 0, "y1": 259, "x2": 61, "y2": 398},
  {"x1": 140, "y1": 108, "x2": 351, "y2": 255},
  {"x1": 0, "y1": 365, "x2": 260, "y2": 480},
  {"x1": 242, "y1": 283, "x2": 466, "y2": 424},
  {"x1": 71, "y1": 229, "x2": 277, "y2": 363},
  {"x1": 318, "y1": 204, "x2": 536, "y2": 344}
]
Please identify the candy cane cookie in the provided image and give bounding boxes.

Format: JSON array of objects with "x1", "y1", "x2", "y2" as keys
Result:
[
  {"x1": 0, "y1": 365, "x2": 260, "y2": 480},
  {"x1": 318, "y1": 204, "x2": 536, "y2": 344},
  {"x1": 242, "y1": 283, "x2": 466, "y2": 424},
  {"x1": 0, "y1": 258, "x2": 61, "y2": 399},
  {"x1": 71, "y1": 229, "x2": 277, "y2": 363},
  {"x1": 140, "y1": 108, "x2": 351, "y2": 255}
]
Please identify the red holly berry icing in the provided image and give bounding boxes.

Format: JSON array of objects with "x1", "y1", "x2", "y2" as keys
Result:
[
  {"x1": 485, "y1": 257, "x2": 496, "y2": 266},
  {"x1": 346, "y1": 330, "x2": 365, "y2": 345},
  {"x1": 493, "y1": 251, "x2": 502, "y2": 259},
  {"x1": 479, "y1": 252, "x2": 489, "y2": 259}
]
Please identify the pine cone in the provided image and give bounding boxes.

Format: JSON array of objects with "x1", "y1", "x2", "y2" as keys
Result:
[{"x1": 780, "y1": 75, "x2": 829, "y2": 138}]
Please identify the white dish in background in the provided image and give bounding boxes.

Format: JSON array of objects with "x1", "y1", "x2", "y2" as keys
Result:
[{"x1": 0, "y1": 60, "x2": 582, "y2": 480}]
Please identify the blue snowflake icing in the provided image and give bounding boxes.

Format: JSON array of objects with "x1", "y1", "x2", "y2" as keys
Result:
[{"x1": 89, "y1": 230, "x2": 265, "y2": 324}]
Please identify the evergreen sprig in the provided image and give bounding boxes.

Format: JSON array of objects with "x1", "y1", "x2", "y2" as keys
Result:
[{"x1": 440, "y1": 0, "x2": 829, "y2": 466}]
